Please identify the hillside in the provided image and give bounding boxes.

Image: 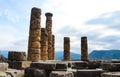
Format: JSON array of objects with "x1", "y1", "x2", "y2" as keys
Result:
[
  {"x1": 55, "y1": 51, "x2": 80, "y2": 60},
  {"x1": 89, "y1": 50, "x2": 120, "y2": 60}
]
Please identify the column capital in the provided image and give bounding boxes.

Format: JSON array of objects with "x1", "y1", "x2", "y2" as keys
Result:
[
  {"x1": 31, "y1": 7, "x2": 41, "y2": 15},
  {"x1": 45, "y1": 12, "x2": 53, "y2": 17}
]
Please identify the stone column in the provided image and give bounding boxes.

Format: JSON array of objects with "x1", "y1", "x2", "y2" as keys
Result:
[
  {"x1": 64, "y1": 37, "x2": 70, "y2": 60},
  {"x1": 28, "y1": 7, "x2": 41, "y2": 61},
  {"x1": 45, "y1": 12, "x2": 53, "y2": 60},
  {"x1": 41, "y1": 28, "x2": 48, "y2": 60},
  {"x1": 52, "y1": 35, "x2": 55, "y2": 60},
  {"x1": 81, "y1": 36, "x2": 88, "y2": 61}
]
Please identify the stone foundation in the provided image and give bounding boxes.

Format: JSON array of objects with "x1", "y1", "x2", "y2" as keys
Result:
[{"x1": 8, "y1": 61, "x2": 31, "y2": 69}]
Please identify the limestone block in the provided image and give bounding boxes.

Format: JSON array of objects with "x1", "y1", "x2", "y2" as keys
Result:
[
  {"x1": 56, "y1": 62, "x2": 68, "y2": 70},
  {"x1": 70, "y1": 61, "x2": 87, "y2": 69},
  {"x1": 0, "y1": 63, "x2": 8, "y2": 72},
  {"x1": 6, "y1": 69, "x2": 24, "y2": 77},
  {"x1": 77, "y1": 69, "x2": 103, "y2": 77},
  {"x1": 87, "y1": 61, "x2": 101, "y2": 69},
  {"x1": 50, "y1": 71, "x2": 74, "y2": 77},
  {"x1": 101, "y1": 72, "x2": 120, "y2": 77},
  {"x1": 8, "y1": 61, "x2": 31, "y2": 69},
  {"x1": 8, "y1": 51, "x2": 26, "y2": 61},
  {"x1": 25, "y1": 67, "x2": 46, "y2": 77},
  {"x1": 30, "y1": 62, "x2": 56, "y2": 70},
  {"x1": 102, "y1": 63, "x2": 120, "y2": 71}
]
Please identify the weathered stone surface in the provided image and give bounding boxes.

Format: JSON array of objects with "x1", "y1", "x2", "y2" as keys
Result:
[
  {"x1": 28, "y1": 49, "x2": 41, "y2": 61},
  {"x1": 28, "y1": 7, "x2": 41, "y2": 61},
  {"x1": 87, "y1": 61, "x2": 101, "y2": 69},
  {"x1": 64, "y1": 37, "x2": 70, "y2": 60},
  {"x1": 56, "y1": 62, "x2": 68, "y2": 70},
  {"x1": 0, "y1": 63, "x2": 8, "y2": 72},
  {"x1": 50, "y1": 71, "x2": 74, "y2": 77},
  {"x1": 81, "y1": 36, "x2": 88, "y2": 61},
  {"x1": 30, "y1": 62, "x2": 56, "y2": 70},
  {"x1": 102, "y1": 63, "x2": 120, "y2": 71},
  {"x1": 41, "y1": 28, "x2": 48, "y2": 60},
  {"x1": 8, "y1": 51, "x2": 26, "y2": 61},
  {"x1": 101, "y1": 72, "x2": 120, "y2": 77},
  {"x1": 70, "y1": 61, "x2": 87, "y2": 69},
  {"x1": 45, "y1": 12, "x2": 53, "y2": 60},
  {"x1": 77, "y1": 69, "x2": 103, "y2": 77},
  {"x1": 8, "y1": 61, "x2": 31, "y2": 69},
  {"x1": 5, "y1": 69, "x2": 24, "y2": 77},
  {"x1": 52, "y1": 35, "x2": 55, "y2": 60},
  {"x1": 25, "y1": 67, "x2": 46, "y2": 77}
]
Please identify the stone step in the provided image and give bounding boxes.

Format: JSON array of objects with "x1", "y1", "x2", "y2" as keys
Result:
[
  {"x1": 50, "y1": 71, "x2": 74, "y2": 77},
  {"x1": 101, "y1": 72, "x2": 120, "y2": 77},
  {"x1": 30, "y1": 62, "x2": 56, "y2": 70},
  {"x1": 77, "y1": 69, "x2": 103, "y2": 77}
]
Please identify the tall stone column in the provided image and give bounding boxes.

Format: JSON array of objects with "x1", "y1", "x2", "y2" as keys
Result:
[
  {"x1": 28, "y1": 7, "x2": 41, "y2": 61},
  {"x1": 81, "y1": 36, "x2": 88, "y2": 61},
  {"x1": 45, "y1": 12, "x2": 53, "y2": 60},
  {"x1": 41, "y1": 28, "x2": 48, "y2": 60},
  {"x1": 52, "y1": 35, "x2": 55, "y2": 60},
  {"x1": 64, "y1": 37, "x2": 70, "y2": 60}
]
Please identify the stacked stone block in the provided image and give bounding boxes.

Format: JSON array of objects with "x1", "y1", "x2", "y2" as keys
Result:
[
  {"x1": 81, "y1": 36, "x2": 88, "y2": 61},
  {"x1": 64, "y1": 37, "x2": 70, "y2": 60},
  {"x1": 41, "y1": 28, "x2": 48, "y2": 60},
  {"x1": 8, "y1": 51, "x2": 31, "y2": 69},
  {"x1": 45, "y1": 12, "x2": 53, "y2": 60},
  {"x1": 28, "y1": 7, "x2": 41, "y2": 61},
  {"x1": 8, "y1": 51, "x2": 26, "y2": 61}
]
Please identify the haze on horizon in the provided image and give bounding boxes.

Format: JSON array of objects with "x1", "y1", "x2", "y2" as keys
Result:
[{"x1": 0, "y1": 0, "x2": 120, "y2": 54}]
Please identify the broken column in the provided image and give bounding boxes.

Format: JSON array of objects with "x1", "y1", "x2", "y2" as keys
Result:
[
  {"x1": 81, "y1": 36, "x2": 88, "y2": 61},
  {"x1": 51, "y1": 35, "x2": 55, "y2": 60},
  {"x1": 64, "y1": 37, "x2": 70, "y2": 60},
  {"x1": 45, "y1": 12, "x2": 53, "y2": 60},
  {"x1": 28, "y1": 7, "x2": 41, "y2": 61},
  {"x1": 41, "y1": 28, "x2": 48, "y2": 60}
]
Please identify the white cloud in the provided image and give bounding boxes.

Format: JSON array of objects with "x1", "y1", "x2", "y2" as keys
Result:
[{"x1": 1, "y1": 0, "x2": 120, "y2": 54}]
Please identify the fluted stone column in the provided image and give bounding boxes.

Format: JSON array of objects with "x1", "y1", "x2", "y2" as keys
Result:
[
  {"x1": 45, "y1": 12, "x2": 53, "y2": 60},
  {"x1": 81, "y1": 36, "x2": 88, "y2": 61},
  {"x1": 41, "y1": 28, "x2": 48, "y2": 60},
  {"x1": 28, "y1": 7, "x2": 41, "y2": 61},
  {"x1": 52, "y1": 35, "x2": 55, "y2": 60},
  {"x1": 64, "y1": 37, "x2": 70, "y2": 60}
]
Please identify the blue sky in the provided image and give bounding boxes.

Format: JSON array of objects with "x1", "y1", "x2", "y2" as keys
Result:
[{"x1": 1, "y1": 0, "x2": 120, "y2": 54}]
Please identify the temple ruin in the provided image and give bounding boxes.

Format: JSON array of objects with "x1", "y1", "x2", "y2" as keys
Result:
[{"x1": 1, "y1": 7, "x2": 120, "y2": 77}]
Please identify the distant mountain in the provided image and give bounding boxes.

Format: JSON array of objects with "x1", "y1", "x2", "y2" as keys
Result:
[
  {"x1": 0, "y1": 50, "x2": 8, "y2": 58},
  {"x1": 89, "y1": 50, "x2": 120, "y2": 60},
  {"x1": 55, "y1": 51, "x2": 80, "y2": 60},
  {"x1": 0, "y1": 50, "x2": 8, "y2": 62}
]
